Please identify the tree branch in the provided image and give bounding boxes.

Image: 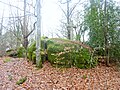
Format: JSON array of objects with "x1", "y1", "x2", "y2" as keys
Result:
[
  {"x1": 26, "y1": 22, "x2": 36, "y2": 38},
  {"x1": 58, "y1": 4, "x2": 67, "y2": 17}
]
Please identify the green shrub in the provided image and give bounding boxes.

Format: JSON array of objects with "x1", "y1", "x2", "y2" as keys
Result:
[
  {"x1": 93, "y1": 47, "x2": 105, "y2": 56},
  {"x1": 17, "y1": 47, "x2": 25, "y2": 58},
  {"x1": 109, "y1": 42, "x2": 120, "y2": 61}
]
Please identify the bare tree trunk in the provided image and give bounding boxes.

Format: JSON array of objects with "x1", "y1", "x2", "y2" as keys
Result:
[
  {"x1": 104, "y1": 0, "x2": 109, "y2": 66},
  {"x1": 67, "y1": 0, "x2": 70, "y2": 40},
  {"x1": 0, "y1": 10, "x2": 4, "y2": 36},
  {"x1": 59, "y1": 0, "x2": 81, "y2": 40},
  {"x1": 23, "y1": 0, "x2": 28, "y2": 60},
  {"x1": 36, "y1": 0, "x2": 42, "y2": 68}
]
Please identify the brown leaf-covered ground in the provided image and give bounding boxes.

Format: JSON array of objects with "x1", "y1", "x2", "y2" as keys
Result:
[{"x1": 0, "y1": 57, "x2": 120, "y2": 90}]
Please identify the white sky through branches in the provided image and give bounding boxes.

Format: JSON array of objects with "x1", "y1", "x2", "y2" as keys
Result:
[{"x1": 0, "y1": 0, "x2": 120, "y2": 37}]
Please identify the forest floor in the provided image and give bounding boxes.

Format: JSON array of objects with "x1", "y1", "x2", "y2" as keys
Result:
[{"x1": 0, "y1": 57, "x2": 120, "y2": 90}]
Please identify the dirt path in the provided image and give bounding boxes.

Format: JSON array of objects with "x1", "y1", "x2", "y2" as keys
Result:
[{"x1": 0, "y1": 57, "x2": 120, "y2": 90}]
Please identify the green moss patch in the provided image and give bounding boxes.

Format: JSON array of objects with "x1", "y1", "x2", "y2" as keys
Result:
[
  {"x1": 27, "y1": 38, "x2": 46, "y2": 64},
  {"x1": 4, "y1": 57, "x2": 11, "y2": 63},
  {"x1": 16, "y1": 77, "x2": 27, "y2": 85}
]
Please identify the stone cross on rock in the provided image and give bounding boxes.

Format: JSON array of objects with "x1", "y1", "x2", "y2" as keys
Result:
[{"x1": 67, "y1": 20, "x2": 76, "y2": 40}]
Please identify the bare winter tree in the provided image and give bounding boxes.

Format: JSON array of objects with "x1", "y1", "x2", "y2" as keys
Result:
[
  {"x1": 0, "y1": 11, "x2": 5, "y2": 56},
  {"x1": 0, "y1": 11, "x2": 4, "y2": 36},
  {"x1": 4, "y1": 0, "x2": 36, "y2": 54},
  {"x1": 23, "y1": 0, "x2": 28, "y2": 51},
  {"x1": 73, "y1": 11, "x2": 85, "y2": 42},
  {"x1": 58, "y1": 0, "x2": 82, "y2": 40}
]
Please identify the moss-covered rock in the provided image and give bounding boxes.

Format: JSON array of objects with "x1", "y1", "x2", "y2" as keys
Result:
[
  {"x1": 6, "y1": 49, "x2": 18, "y2": 57},
  {"x1": 27, "y1": 42, "x2": 36, "y2": 61},
  {"x1": 30, "y1": 51, "x2": 45, "y2": 64},
  {"x1": 47, "y1": 38, "x2": 97, "y2": 69},
  {"x1": 27, "y1": 37, "x2": 47, "y2": 64},
  {"x1": 6, "y1": 47, "x2": 25, "y2": 58},
  {"x1": 27, "y1": 38, "x2": 97, "y2": 69}
]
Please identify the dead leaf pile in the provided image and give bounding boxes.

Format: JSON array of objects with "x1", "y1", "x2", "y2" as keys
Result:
[{"x1": 0, "y1": 57, "x2": 120, "y2": 90}]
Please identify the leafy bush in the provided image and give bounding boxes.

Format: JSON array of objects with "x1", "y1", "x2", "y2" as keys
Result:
[
  {"x1": 93, "y1": 47, "x2": 105, "y2": 56},
  {"x1": 109, "y1": 42, "x2": 120, "y2": 61}
]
